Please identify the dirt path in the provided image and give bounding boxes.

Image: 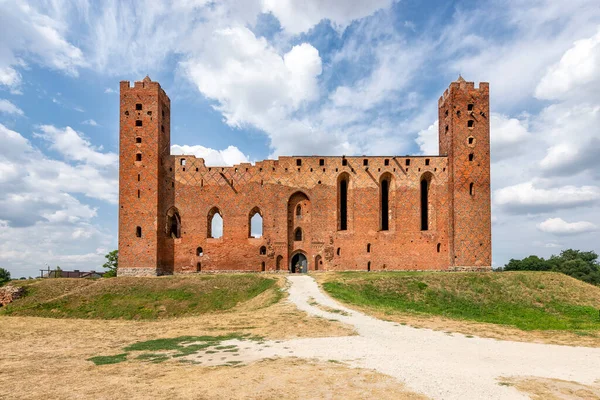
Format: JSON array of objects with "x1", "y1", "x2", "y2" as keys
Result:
[{"x1": 186, "y1": 275, "x2": 600, "y2": 399}]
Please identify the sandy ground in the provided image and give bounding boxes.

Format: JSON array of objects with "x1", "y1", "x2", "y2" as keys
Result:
[{"x1": 0, "y1": 283, "x2": 425, "y2": 399}]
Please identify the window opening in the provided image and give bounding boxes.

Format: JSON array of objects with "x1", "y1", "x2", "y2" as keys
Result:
[
  {"x1": 470, "y1": 182, "x2": 474, "y2": 196},
  {"x1": 136, "y1": 226, "x2": 142, "y2": 237},
  {"x1": 339, "y1": 176, "x2": 348, "y2": 231},
  {"x1": 363, "y1": 159, "x2": 368, "y2": 166},
  {"x1": 380, "y1": 177, "x2": 389, "y2": 231},
  {"x1": 421, "y1": 178, "x2": 429, "y2": 231},
  {"x1": 296, "y1": 204, "x2": 302, "y2": 217},
  {"x1": 259, "y1": 246, "x2": 266, "y2": 255},
  {"x1": 469, "y1": 153, "x2": 474, "y2": 161},
  {"x1": 319, "y1": 159, "x2": 324, "y2": 166},
  {"x1": 136, "y1": 137, "x2": 142, "y2": 143},
  {"x1": 249, "y1": 208, "x2": 263, "y2": 238},
  {"x1": 296, "y1": 159, "x2": 302, "y2": 166},
  {"x1": 384, "y1": 159, "x2": 389, "y2": 166},
  {"x1": 467, "y1": 103, "x2": 474, "y2": 111},
  {"x1": 197, "y1": 247, "x2": 203, "y2": 256},
  {"x1": 294, "y1": 227, "x2": 303, "y2": 241},
  {"x1": 425, "y1": 159, "x2": 430, "y2": 166},
  {"x1": 437, "y1": 243, "x2": 441, "y2": 253},
  {"x1": 342, "y1": 159, "x2": 347, "y2": 166},
  {"x1": 136, "y1": 103, "x2": 142, "y2": 110},
  {"x1": 468, "y1": 120, "x2": 474, "y2": 128},
  {"x1": 136, "y1": 153, "x2": 142, "y2": 162},
  {"x1": 166, "y1": 208, "x2": 181, "y2": 239},
  {"x1": 135, "y1": 120, "x2": 142, "y2": 127},
  {"x1": 208, "y1": 208, "x2": 223, "y2": 239},
  {"x1": 367, "y1": 243, "x2": 371, "y2": 253}
]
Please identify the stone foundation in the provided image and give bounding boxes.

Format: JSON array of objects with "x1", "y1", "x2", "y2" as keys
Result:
[{"x1": 117, "y1": 267, "x2": 159, "y2": 277}]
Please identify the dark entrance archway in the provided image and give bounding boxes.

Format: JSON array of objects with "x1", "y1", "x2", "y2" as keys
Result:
[{"x1": 290, "y1": 252, "x2": 308, "y2": 273}]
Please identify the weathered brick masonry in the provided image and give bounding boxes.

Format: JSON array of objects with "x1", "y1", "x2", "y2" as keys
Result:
[{"x1": 118, "y1": 76, "x2": 491, "y2": 276}]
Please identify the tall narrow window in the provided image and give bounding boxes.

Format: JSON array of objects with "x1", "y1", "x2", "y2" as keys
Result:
[
  {"x1": 249, "y1": 207, "x2": 263, "y2": 238},
  {"x1": 294, "y1": 227, "x2": 303, "y2": 241},
  {"x1": 468, "y1": 120, "x2": 474, "y2": 128},
  {"x1": 208, "y1": 207, "x2": 223, "y2": 239},
  {"x1": 136, "y1": 226, "x2": 142, "y2": 237},
  {"x1": 136, "y1": 153, "x2": 142, "y2": 162},
  {"x1": 367, "y1": 243, "x2": 371, "y2": 253},
  {"x1": 470, "y1": 182, "x2": 474, "y2": 196},
  {"x1": 137, "y1": 189, "x2": 140, "y2": 198},
  {"x1": 166, "y1": 207, "x2": 181, "y2": 239},
  {"x1": 367, "y1": 261, "x2": 371, "y2": 271},
  {"x1": 338, "y1": 174, "x2": 349, "y2": 231},
  {"x1": 259, "y1": 246, "x2": 266, "y2": 255},
  {"x1": 437, "y1": 243, "x2": 441, "y2": 253},
  {"x1": 196, "y1": 247, "x2": 203, "y2": 256},
  {"x1": 421, "y1": 177, "x2": 429, "y2": 231},
  {"x1": 296, "y1": 204, "x2": 302, "y2": 217},
  {"x1": 469, "y1": 153, "x2": 474, "y2": 161},
  {"x1": 380, "y1": 176, "x2": 390, "y2": 231}
]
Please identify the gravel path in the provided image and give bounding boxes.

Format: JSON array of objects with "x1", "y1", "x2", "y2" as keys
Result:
[{"x1": 281, "y1": 275, "x2": 600, "y2": 399}]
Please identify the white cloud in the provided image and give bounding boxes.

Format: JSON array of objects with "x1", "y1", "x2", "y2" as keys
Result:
[
  {"x1": 183, "y1": 27, "x2": 322, "y2": 128},
  {"x1": 104, "y1": 87, "x2": 116, "y2": 94},
  {"x1": 0, "y1": 99, "x2": 24, "y2": 116},
  {"x1": 35, "y1": 125, "x2": 117, "y2": 167},
  {"x1": 535, "y1": 29, "x2": 600, "y2": 100},
  {"x1": 171, "y1": 144, "x2": 250, "y2": 166},
  {"x1": 416, "y1": 120, "x2": 439, "y2": 155},
  {"x1": 494, "y1": 182, "x2": 600, "y2": 214},
  {"x1": 82, "y1": 119, "x2": 98, "y2": 126},
  {"x1": 537, "y1": 217, "x2": 598, "y2": 236},
  {"x1": 262, "y1": 0, "x2": 394, "y2": 34},
  {"x1": 0, "y1": 2, "x2": 86, "y2": 91}
]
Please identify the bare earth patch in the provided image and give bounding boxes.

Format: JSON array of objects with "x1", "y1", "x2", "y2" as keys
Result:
[{"x1": 500, "y1": 376, "x2": 600, "y2": 400}]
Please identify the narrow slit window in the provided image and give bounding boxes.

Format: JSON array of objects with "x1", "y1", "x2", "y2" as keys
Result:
[
  {"x1": 367, "y1": 243, "x2": 371, "y2": 253},
  {"x1": 468, "y1": 137, "x2": 474, "y2": 145},
  {"x1": 406, "y1": 159, "x2": 410, "y2": 166},
  {"x1": 467, "y1": 103, "x2": 474, "y2": 111},
  {"x1": 469, "y1": 153, "x2": 474, "y2": 161},
  {"x1": 137, "y1": 174, "x2": 140, "y2": 181},
  {"x1": 294, "y1": 227, "x2": 302, "y2": 241},
  {"x1": 384, "y1": 159, "x2": 390, "y2": 166},
  {"x1": 261, "y1": 262, "x2": 265, "y2": 271},
  {"x1": 468, "y1": 120, "x2": 474, "y2": 128},
  {"x1": 319, "y1": 159, "x2": 325, "y2": 166},
  {"x1": 367, "y1": 261, "x2": 371, "y2": 271},
  {"x1": 421, "y1": 178, "x2": 429, "y2": 231},
  {"x1": 425, "y1": 159, "x2": 430, "y2": 166},
  {"x1": 136, "y1": 226, "x2": 142, "y2": 237},
  {"x1": 337, "y1": 248, "x2": 341, "y2": 256},
  {"x1": 136, "y1": 153, "x2": 142, "y2": 162},
  {"x1": 296, "y1": 204, "x2": 302, "y2": 217},
  {"x1": 161, "y1": 125, "x2": 164, "y2": 133},
  {"x1": 137, "y1": 189, "x2": 140, "y2": 198},
  {"x1": 380, "y1": 177, "x2": 389, "y2": 231},
  {"x1": 338, "y1": 176, "x2": 348, "y2": 231},
  {"x1": 437, "y1": 243, "x2": 441, "y2": 253},
  {"x1": 259, "y1": 246, "x2": 266, "y2": 255},
  {"x1": 470, "y1": 182, "x2": 474, "y2": 196}
]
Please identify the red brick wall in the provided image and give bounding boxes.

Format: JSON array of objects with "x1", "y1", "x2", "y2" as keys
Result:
[
  {"x1": 118, "y1": 78, "x2": 492, "y2": 275},
  {"x1": 439, "y1": 79, "x2": 492, "y2": 269}
]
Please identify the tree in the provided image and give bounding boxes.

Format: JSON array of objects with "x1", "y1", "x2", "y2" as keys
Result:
[
  {"x1": 504, "y1": 249, "x2": 600, "y2": 286},
  {"x1": 103, "y1": 250, "x2": 118, "y2": 278},
  {"x1": 0, "y1": 268, "x2": 11, "y2": 286}
]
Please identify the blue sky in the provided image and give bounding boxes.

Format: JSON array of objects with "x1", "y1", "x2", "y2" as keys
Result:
[{"x1": 1, "y1": 0, "x2": 600, "y2": 277}]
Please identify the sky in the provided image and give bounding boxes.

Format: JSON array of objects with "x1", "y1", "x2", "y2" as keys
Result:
[{"x1": 1, "y1": 0, "x2": 599, "y2": 278}]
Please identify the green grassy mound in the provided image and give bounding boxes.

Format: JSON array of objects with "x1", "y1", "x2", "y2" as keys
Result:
[
  {"x1": 0, "y1": 275, "x2": 276, "y2": 320},
  {"x1": 322, "y1": 272, "x2": 600, "y2": 331}
]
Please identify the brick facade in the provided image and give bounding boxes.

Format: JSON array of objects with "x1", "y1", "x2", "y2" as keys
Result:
[{"x1": 118, "y1": 76, "x2": 491, "y2": 276}]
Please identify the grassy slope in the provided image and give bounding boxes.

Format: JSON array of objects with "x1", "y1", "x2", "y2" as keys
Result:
[
  {"x1": 1, "y1": 275, "x2": 277, "y2": 320},
  {"x1": 322, "y1": 272, "x2": 600, "y2": 331}
]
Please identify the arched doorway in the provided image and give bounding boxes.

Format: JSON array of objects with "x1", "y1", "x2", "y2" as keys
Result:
[{"x1": 290, "y1": 252, "x2": 308, "y2": 273}]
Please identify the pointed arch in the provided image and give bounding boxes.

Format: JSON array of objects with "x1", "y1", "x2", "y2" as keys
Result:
[
  {"x1": 296, "y1": 204, "x2": 302, "y2": 217},
  {"x1": 166, "y1": 207, "x2": 181, "y2": 238},
  {"x1": 294, "y1": 227, "x2": 303, "y2": 241},
  {"x1": 207, "y1": 207, "x2": 223, "y2": 238},
  {"x1": 248, "y1": 206, "x2": 263, "y2": 238},
  {"x1": 314, "y1": 255, "x2": 322, "y2": 271},
  {"x1": 276, "y1": 255, "x2": 283, "y2": 271}
]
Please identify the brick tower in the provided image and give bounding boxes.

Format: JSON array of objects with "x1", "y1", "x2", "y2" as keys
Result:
[
  {"x1": 438, "y1": 76, "x2": 492, "y2": 269},
  {"x1": 118, "y1": 76, "x2": 171, "y2": 276}
]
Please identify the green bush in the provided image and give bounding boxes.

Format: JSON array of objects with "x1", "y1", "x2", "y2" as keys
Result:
[{"x1": 502, "y1": 249, "x2": 600, "y2": 286}]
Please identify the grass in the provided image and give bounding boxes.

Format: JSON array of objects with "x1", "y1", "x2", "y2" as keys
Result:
[
  {"x1": 322, "y1": 271, "x2": 600, "y2": 331},
  {"x1": 87, "y1": 353, "x2": 128, "y2": 365},
  {"x1": 1, "y1": 275, "x2": 276, "y2": 320},
  {"x1": 88, "y1": 333, "x2": 262, "y2": 366}
]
